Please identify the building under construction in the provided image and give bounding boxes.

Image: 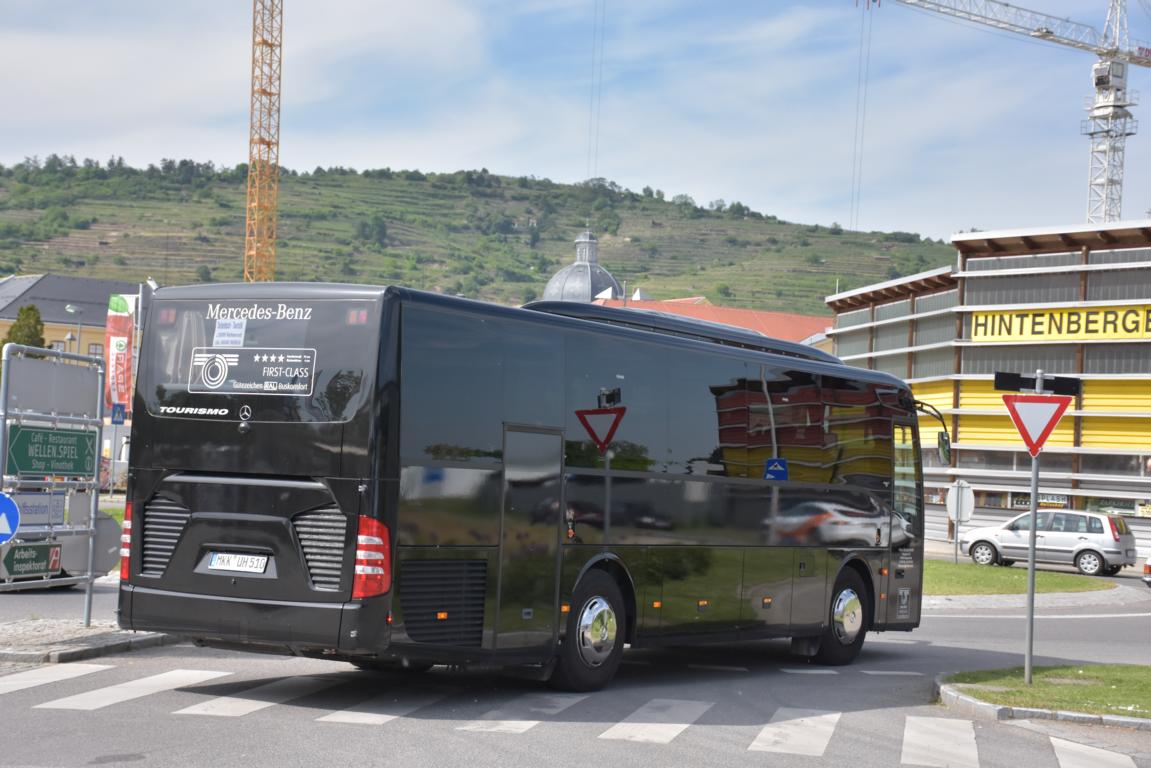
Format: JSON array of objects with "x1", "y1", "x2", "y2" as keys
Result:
[{"x1": 826, "y1": 220, "x2": 1151, "y2": 524}]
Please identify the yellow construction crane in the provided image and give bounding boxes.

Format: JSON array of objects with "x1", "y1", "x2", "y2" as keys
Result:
[{"x1": 244, "y1": 0, "x2": 283, "y2": 282}]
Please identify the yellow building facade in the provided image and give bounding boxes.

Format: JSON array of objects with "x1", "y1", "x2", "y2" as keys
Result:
[{"x1": 826, "y1": 221, "x2": 1151, "y2": 520}]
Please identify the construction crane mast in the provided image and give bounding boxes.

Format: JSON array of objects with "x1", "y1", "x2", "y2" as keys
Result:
[
  {"x1": 243, "y1": 0, "x2": 283, "y2": 282},
  {"x1": 893, "y1": 0, "x2": 1151, "y2": 223}
]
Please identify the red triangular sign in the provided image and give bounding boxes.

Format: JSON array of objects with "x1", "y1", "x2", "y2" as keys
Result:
[
  {"x1": 1002, "y1": 394, "x2": 1072, "y2": 458},
  {"x1": 575, "y1": 407, "x2": 626, "y2": 454}
]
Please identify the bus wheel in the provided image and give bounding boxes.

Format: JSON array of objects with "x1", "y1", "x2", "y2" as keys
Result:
[
  {"x1": 813, "y1": 569, "x2": 868, "y2": 666},
  {"x1": 550, "y1": 571, "x2": 625, "y2": 692}
]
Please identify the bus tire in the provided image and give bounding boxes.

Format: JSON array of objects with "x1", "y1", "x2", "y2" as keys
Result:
[
  {"x1": 813, "y1": 569, "x2": 869, "y2": 666},
  {"x1": 550, "y1": 570, "x2": 625, "y2": 692}
]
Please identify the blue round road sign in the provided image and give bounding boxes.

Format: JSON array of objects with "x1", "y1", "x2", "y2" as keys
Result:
[{"x1": 0, "y1": 492, "x2": 20, "y2": 546}]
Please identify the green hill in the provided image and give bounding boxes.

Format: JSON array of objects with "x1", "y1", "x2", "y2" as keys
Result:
[{"x1": 0, "y1": 156, "x2": 955, "y2": 315}]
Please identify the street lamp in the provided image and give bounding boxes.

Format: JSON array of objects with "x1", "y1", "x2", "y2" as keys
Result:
[{"x1": 65, "y1": 303, "x2": 82, "y2": 355}]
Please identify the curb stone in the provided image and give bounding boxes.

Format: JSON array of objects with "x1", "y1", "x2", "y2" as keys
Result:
[
  {"x1": 0, "y1": 630, "x2": 172, "y2": 667},
  {"x1": 933, "y1": 674, "x2": 1151, "y2": 732}
]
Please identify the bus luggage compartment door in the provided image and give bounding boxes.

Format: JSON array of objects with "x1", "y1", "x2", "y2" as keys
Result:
[{"x1": 496, "y1": 428, "x2": 563, "y2": 656}]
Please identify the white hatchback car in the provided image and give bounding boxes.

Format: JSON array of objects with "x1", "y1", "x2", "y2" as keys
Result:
[{"x1": 960, "y1": 510, "x2": 1138, "y2": 576}]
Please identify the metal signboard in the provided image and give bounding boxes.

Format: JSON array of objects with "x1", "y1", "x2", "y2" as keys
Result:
[
  {"x1": 6, "y1": 355, "x2": 101, "y2": 419},
  {"x1": 1002, "y1": 394, "x2": 1073, "y2": 458},
  {"x1": 2, "y1": 542, "x2": 62, "y2": 579},
  {"x1": 763, "y1": 459, "x2": 790, "y2": 481},
  {"x1": 6, "y1": 425, "x2": 97, "y2": 476},
  {"x1": 11, "y1": 491, "x2": 66, "y2": 527},
  {"x1": 111, "y1": 403, "x2": 126, "y2": 425},
  {"x1": 946, "y1": 479, "x2": 975, "y2": 523},
  {"x1": 994, "y1": 371, "x2": 1082, "y2": 397}
]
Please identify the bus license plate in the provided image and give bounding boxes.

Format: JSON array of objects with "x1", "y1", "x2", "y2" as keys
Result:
[{"x1": 209, "y1": 552, "x2": 268, "y2": 574}]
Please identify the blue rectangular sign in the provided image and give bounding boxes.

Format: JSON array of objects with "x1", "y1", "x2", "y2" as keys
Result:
[
  {"x1": 111, "y1": 403, "x2": 127, "y2": 425},
  {"x1": 763, "y1": 458, "x2": 789, "y2": 481}
]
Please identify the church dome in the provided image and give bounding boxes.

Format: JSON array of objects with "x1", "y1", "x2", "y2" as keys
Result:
[{"x1": 543, "y1": 230, "x2": 622, "y2": 302}]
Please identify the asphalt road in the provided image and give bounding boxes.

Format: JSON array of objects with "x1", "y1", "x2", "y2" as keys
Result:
[{"x1": 1, "y1": 573, "x2": 1149, "y2": 768}]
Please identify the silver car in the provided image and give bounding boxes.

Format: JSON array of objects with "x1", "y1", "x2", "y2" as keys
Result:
[{"x1": 960, "y1": 510, "x2": 1138, "y2": 576}]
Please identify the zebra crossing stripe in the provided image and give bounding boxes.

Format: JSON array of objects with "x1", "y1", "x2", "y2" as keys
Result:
[
  {"x1": 901, "y1": 717, "x2": 978, "y2": 768},
  {"x1": 318, "y1": 687, "x2": 452, "y2": 725},
  {"x1": 458, "y1": 693, "x2": 588, "y2": 734},
  {"x1": 861, "y1": 670, "x2": 923, "y2": 676},
  {"x1": 174, "y1": 676, "x2": 337, "y2": 717},
  {"x1": 1051, "y1": 737, "x2": 1136, "y2": 768},
  {"x1": 598, "y1": 699, "x2": 713, "y2": 744},
  {"x1": 36, "y1": 669, "x2": 231, "y2": 711},
  {"x1": 0, "y1": 663, "x2": 112, "y2": 695},
  {"x1": 748, "y1": 707, "x2": 840, "y2": 756},
  {"x1": 781, "y1": 668, "x2": 837, "y2": 675}
]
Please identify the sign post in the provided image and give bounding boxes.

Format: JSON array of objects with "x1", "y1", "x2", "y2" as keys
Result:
[{"x1": 998, "y1": 370, "x2": 1075, "y2": 685}]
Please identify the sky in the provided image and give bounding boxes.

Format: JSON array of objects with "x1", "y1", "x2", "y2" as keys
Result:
[{"x1": 3, "y1": 0, "x2": 1151, "y2": 241}]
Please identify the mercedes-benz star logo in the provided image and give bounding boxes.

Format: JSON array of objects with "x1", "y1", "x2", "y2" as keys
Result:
[{"x1": 239, "y1": 405, "x2": 252, "y2": 421}]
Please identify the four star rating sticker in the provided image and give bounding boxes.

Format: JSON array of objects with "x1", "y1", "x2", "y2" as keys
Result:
[{"x1": 253, "y1": 353, "x2": 287, "y2": 363}]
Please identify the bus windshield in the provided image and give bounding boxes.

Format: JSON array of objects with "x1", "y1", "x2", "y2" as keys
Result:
[{"x1": 139, "y1": 297, "x2": 379, "y2": 423}]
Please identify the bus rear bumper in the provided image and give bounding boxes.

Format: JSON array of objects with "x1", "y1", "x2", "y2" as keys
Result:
[{"x1": 118, "y1": 583, "x2": 389, "y2": 656}]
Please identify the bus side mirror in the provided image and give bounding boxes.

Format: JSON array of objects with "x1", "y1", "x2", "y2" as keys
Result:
[{"x1": 937, "y1": 432, "x2": 951, "y2": 465}]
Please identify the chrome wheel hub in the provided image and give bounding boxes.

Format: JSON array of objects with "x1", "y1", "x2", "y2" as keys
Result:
[
  {"x1": 831, "y1": 587, "x2": 863, "y2": 646},
  {"x1": 576, "y1": 596, "x2": 617, "y2": 667}
]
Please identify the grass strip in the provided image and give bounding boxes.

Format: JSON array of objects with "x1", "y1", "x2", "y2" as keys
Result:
[
  {"x1": 924, "y1": 559, "x2": 1115, "y2": 595},
  {"x1": 948, "y1": 665, "x2": 1151, "y2": 719}
]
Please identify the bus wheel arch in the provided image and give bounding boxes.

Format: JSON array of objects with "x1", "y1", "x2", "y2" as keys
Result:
[{"x1": 573, "y1": 555, "x2": 637, "y2": 645}]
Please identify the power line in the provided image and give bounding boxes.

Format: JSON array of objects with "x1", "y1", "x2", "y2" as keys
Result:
[
  {"x1": 850, "y1": 5, "x2": 874, "y2": 232},
  {"x1": 585, "y1": 0, "x2": 607, "y2": 181}
]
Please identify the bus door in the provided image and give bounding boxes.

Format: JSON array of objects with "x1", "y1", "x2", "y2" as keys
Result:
[
  {"x1": 496, "y1": 427, "x2": 564, "y2": 656},
  {"x1": 884, "y1": 421, "x2": 923, "y2": 628}
]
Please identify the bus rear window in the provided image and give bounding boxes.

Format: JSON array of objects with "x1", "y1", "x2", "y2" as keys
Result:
[{"x1": 141, "y1": 298, "x2": 379, "y2": 423}]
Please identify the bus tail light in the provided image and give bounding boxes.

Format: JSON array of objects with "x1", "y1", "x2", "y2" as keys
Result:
[
  {"x1": 119, "y1": 502, "x2": 133, "y2": 581},
  {"x1": 352, "y1": 516, "x2": 391, "y2": 599},
  {"x1": 1108, "y1": 516, "x2": 1121, "y2": 542}
]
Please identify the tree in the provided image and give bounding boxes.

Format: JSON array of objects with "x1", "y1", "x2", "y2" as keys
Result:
[
  {"x1": 4, "y1": 305, "x2": 45, "y2": 349},
  {"x1": 195, "y1": 265, "x2": 213, "y2": 283},
  {"x1": 356, "y1": 214, "x2": 388, "y2": 246}
]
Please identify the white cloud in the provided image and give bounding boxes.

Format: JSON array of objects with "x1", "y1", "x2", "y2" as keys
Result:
[{"x1": 3, "y1": 1, "x2": 1151, "y2": 240}]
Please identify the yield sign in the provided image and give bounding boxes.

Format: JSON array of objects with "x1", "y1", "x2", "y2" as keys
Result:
[
  {"x1": 575, "y1": 407, "x2": 626, "y2": 454},
  {"x1": 1002, "y1": 394, "x2": 1072, "y2": 458}
]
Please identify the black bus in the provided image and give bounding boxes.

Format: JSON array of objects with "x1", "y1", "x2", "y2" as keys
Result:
[{"x1": 118, "y1": 283, "x2": 924, "y2": 691}]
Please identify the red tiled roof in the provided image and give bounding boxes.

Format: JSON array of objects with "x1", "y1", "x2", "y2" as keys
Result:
[{"x1": 594, "y1": 298, "x2": 830, "y2": 342}]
